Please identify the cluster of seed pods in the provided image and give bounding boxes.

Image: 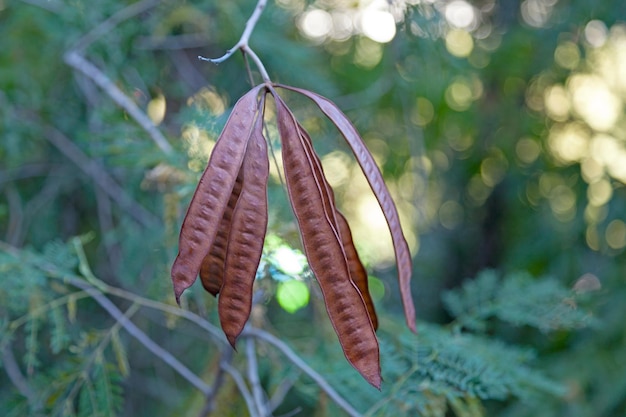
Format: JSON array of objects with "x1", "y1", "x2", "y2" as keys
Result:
[{"x1": 171, "y1": 83, "x2": 415, "y2": 389}]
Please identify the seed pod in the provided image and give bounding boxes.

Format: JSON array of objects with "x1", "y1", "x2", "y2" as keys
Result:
[
  {"x1": 273, "y1": 90, "x2": 381, "y2": 389},
  {"x1": 171, "y1": 85, "x2": 263, "y2": 303},
  {"x1": 219, "y1": 95, "x2": 269, "y2": 348},
  {"x1": 276, "y1": 84, "x2": 415, "y2": 333},
  {"x1": 199, "y1": 170, "x2": 244, "y2": 297},
  {"x1": 297, "y1": 123, "x2": 378, "y2": 330}
]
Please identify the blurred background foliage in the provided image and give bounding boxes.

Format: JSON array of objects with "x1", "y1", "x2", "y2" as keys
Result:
[{"x1": 1, "y1": 0, "x2": 625, "y2": 415}]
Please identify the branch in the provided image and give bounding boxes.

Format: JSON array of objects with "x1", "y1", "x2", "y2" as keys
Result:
[
  {"x1": 0, "y1": 241, "x2": 360, "y2": 415},
  {"x1": 0, "y1": 241, "x2": 211, "y2": 395},
  {"x1": 246, "y1": 337, "x2": 269, "y2": 416},
  {"x1": 221, "y1": 361, "x2": 259, "y2": 417},
  {"x1": 198, "y1": 0, "x2": 270, "y2": 82},
  {"x1": 0, "y1": 344, "x2": 41, "y2": 411},
  {"x1": 242, "y1": 327, "x2": 363, "y2": 417},
  {"x1": 71, "y1": 0, "x2": 160, "y2": 53},
  {"x1": 38, "y1": 119, "x2": 160, "y2": 228},
  {"x1": 64, "y1": 51, "x2": 173, "y2": 155}
]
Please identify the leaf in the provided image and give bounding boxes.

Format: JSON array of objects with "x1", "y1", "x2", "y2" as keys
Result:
[
  {"x1": 272, "y1": 89, "x2": 381, "y2": 389},
  {"x1": 171, "y1": 84, "x2": 264, "y2": 303},
  {"x1": 297, "y1": 121, "x2": 378, "y2": 330},
  {"x1": 276, "y1": 84, "x2": 416, "y2": 332},
  {"x1": 218, "y1": 94, "x2": 270, "y2": 348},
  {"x1": 199, "y1": 169, "x2": 244, "y2": 296}
]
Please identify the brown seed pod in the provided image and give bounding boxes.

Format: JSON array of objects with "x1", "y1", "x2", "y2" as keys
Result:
[
  {"x1": 199, "y1": 169, "x2": 244, "y2": 297},
  {"x1": 272, "y1": 90, "x2": 381, "y2": 389},
  {"x1": 276, "y1": 85, "x2": 415, "y2": 332},
  {"x1": 171, "y1": 85, "x2": 263, "y2": 303},
  {"x1": 218, "y1": 95, "x2": 269, "y2": 348},
  {"x1": 296, "y1": 122, "x2": 378, "y2": 330}
]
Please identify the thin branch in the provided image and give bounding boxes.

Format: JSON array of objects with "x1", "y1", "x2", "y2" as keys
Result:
[
  {"x1": 69, "y1": 279, "x2": 211, "y2": 394},
  {"x1": 198, "y1": 0, "x2": 270, "y2": 82},
  {"x1": 0, "y1": 241, "x2": 360, "y2": 415},
  {"x1": 38, "y1": 119, "x2": 160, "y2": 228},
  {"x1": 64, "y1": 51, "x2": 173, "y2": 154},
  {"x1": 71, "y1": 0, "x2": 160, "y2": 53},
  {"x1": 199, "y1": 349, "x2": 233, "y2": 417},
  {"x1": 221, "y1": 361, "x2": 259, "y2": 417},
  {"x1": 242, "y1": 327, "x2": 363, "y2": 417},
  {"x1": 246, "y1": 337, "x2": 270, "y2": 416},
  {"x1": 269, "y1": 373, "x2": 298, "y2": 412},
  {"x1": 0, "y1": 344, "x2": 41, "y2": 411}
]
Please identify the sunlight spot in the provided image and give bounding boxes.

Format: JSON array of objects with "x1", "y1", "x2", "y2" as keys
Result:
[
  {"x1": 276, "y1": 280, "x2": 310, "y2": 313},
  {"x1": 354, "y1": 37, "x2": 383, "y2": 68},
  {"x1": 590, "y1": 134, "x2": 620, "y2": 168},
  {"x1": 439, "y1": 200, "x2": 464, "y2": 229},
  {"x1": 360, "y1": 9, "x2": 396, "y2": 43},
  {"x1": 568, "y1": 74, "x2": 621, "y2": 132},
  {"x1": 411, "y1": 97, "x2": 435, "y2": 126},
  {"x1": 606, "y1": 220, "x2": 626, "y2": 249},
  {"x1": 549, "y1": 185, "x2": 576, "y2": 222},
  {"x1": 585, "y1": 20, "x2": 608, "y2": 48},
  {"x1": 273, "y1": 246, "x2": 307, "y2": 275},
  {"x1": 521, "y1": 0, "x2": 554, "y2": 28},
  {"x1": 445, "y1": 0, "x2": 476, "y2": 30},
  {"x1": 321, "y1": 151, "x2": 352, "y2": 187},
  {"x1": 147, "y1": 93, "x2": 166, "y2": 126},
  {"x1": 467, "y1": 175, "x2": 492, "y2": 205},
  {"x1": 586, "y1": 226, "x2": 600, "y2": 251},
  {"x1": 548, "y1": 123, "x2": 589, "y2": 164},
  {"x1": 544, "y1": 84, "x2": 570, "y2": 122},
  {"x1": 446, "y1": 29, "x2": 474, "y2": 58},
  {"x1": 516, "y1": 137, "x2": 541, "y2": 164},
  {"x1": 587, "y1": 178, "x2": 612, "y2": 207},
  {"x1": 480, "y1": 152, "x2": 508, "y2": 187},
  {"x1": 299, "y1": 9, "x2": 332, "y2": 41},
  {"x1": 445, "y1": 80, "x2": 473, "y2": 111},
  {"x1": 554, "y1": 41, "x2": 580, "y2": 70},
  {"x1": 330, "y1": 11, "x2": 353, "y2": 41},
  {"x1": 584, "y1": 204, "x2": 608, "y2": 224},
  {"x1": 581, "y1": 157, "x2": 604, "y2": 183}
]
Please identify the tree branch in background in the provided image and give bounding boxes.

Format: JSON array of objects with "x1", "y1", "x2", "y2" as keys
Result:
[
  {"x1": 63, "y1": 0, "x2": 173, "y2": 154},
  {"x1": 246, "y1": 337, "x2": 270, "y2": 416},
  {"x1": 220, "y1": 361, "x2": 259, "y2": 417},
  {"x1": 37, "y1": 120, "x2": 160, "y2": 228},
  {"x1": 64, "y1": 52, "x2": 173, "y2": 154},
  {"x1": 199, "y1": 0, "x2": 271, "y2": 82},
  {"x1": 0, "y1": 241, "x2": 362, "y2": 416}
]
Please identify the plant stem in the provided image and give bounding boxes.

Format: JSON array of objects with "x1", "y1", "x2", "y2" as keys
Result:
[{"x1": 199, "y1": 0, "x2": 271, "y2": 82}]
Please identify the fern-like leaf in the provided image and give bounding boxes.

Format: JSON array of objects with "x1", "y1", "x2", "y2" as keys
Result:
[{"x1": 443, "y1": 270, "x2": 592, "y2": 332}]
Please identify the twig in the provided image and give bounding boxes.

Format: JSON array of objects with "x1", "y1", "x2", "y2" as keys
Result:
[
  {"x1": 242, "y1": 327, "x2": 363, "y2": 417},
  {"x1": 199, "y1": 349, "x2": 233, "y2": 417},
  {"x1": 38, "y1": 119, "x2": 160, "y2": 227},
  {"x1": 69, "y1": 278, "x2": 211, "y2": 394},
  {"x1": 64, "y1": 51, "x2": 173, "y2": 154},
  {"x1": 198, "y1": 0, "x2": 271, "y2": 82},
  {"x1": 269, "y1": 373, "x2": 299, "y2": 412},
  {"x1": 0, "y1": 344, "x2": 41, "y2": 411},
  {"x1": 221, "y1": 361, "x2": 259, "y2": 417},
  {"x1": 71, "y1": 0, "x2": 160, "y2": 53},
  {"x1": 246, "y1": 337, "x2": 270, "y2": 416},
  {"x1": 0, "y1": 241, "x2": 359, "y2": 415}
]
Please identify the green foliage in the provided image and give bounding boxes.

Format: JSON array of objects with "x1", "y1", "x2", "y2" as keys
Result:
[
  {"x1": 443, "y1": 270, "x2": 592, "y2": 332},
  {"x1": 2, "y1": 0, "x2": 626, "y2": 416}
]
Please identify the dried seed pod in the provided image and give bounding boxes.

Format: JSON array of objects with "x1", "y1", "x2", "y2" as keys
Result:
[
  {"x1": 199, "y1": 170, "x2": 244, "y2": 296},
  {"x1": 273, "y1": 90, "x2": 381, "y2": 389},
  {"x1": 219, "y1": 96, "x2": 269, "y2": 348},
  {"x1": 171, "y1": 85, "x2": 263, "y2": 303},
  {"x1": 297, "y1": 123, "x2": 378, "y2": 330},
  {"x1": 277, "y1": 85, "x2": 415, "y2": 332}
]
